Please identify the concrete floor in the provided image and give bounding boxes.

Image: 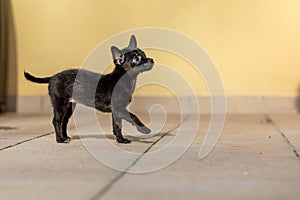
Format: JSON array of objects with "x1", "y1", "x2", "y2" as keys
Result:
[{"x1": 0, "y1": 111, "x2": 299, "y2": 200}]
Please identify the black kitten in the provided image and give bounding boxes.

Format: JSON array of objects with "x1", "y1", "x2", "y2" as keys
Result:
[{"x1": 24, "y1": 35, "x2": 154, "y2": 144}]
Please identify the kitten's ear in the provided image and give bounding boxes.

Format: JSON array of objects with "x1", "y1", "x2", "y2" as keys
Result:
[
  {"x1": 111, "y1": 46, "x2": 122, "y2": 60},
  {"x1": 111, "y1": 46, "x2": 123, "y2": 65},
  {"x1": 128, "y1": 35, "x2": 137, "y2": 48}
]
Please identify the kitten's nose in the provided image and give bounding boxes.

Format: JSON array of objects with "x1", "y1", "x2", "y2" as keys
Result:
[{"x1": 149, "y1": 58, "x2": 154, "y2": 63}]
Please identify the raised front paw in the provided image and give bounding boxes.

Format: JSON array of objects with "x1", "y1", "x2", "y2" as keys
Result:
[{"x1": 137, "y1": 126, "x2": 151, "y2": 134}]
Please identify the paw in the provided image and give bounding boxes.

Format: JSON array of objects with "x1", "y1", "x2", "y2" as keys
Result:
[
  {"x1": 137, "y1": 126, "x2": 151, "y2": 134},
  {"x1": 56, "y1": 137, "x2": 71, "y2": 143},
  {"x1": 117, "y1": 137, "x2": 131, "y2": 144}
]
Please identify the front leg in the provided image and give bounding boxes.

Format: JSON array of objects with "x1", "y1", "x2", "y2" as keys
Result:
[
  {"x1": 114, "y1": 109, "x2": 151, "y2": 134},
  {"x1": 112, "y1": 115, "x2": 131, "y2": 144},
  {"x1": 129, "y1": 112, "x2": 151, "y2": 134}
]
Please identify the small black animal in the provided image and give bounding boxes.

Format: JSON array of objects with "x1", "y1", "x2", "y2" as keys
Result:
[{"x1": 24, "y1": 35, "x2": 154, "y2": 144}]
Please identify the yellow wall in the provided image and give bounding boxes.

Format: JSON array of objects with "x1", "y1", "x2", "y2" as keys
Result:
[{"x1": 11, "y1": 0, "x2": 300, "y2": 96}]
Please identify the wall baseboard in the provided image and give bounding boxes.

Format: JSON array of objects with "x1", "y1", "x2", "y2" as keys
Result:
[
  {"x1": 16, "y1": 95, "x2": 300, "y2": 114},
  {"x1": 17, "y1": 95, "x2": 52, "y2": 114}
]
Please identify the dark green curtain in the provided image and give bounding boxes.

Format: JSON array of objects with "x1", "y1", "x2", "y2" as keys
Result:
[{"x1": 0, "y1": 0, "x2": 17, "y2": 112}]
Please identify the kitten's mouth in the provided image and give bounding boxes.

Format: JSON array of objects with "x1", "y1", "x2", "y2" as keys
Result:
[
  {"x1": 140, "y1": 61, "x2": 154, "y2": 72},
  {"x1": 140, "y1": 58, "x2": 154, "y2": 71}
]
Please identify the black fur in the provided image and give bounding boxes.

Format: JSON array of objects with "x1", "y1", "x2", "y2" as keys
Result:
[{"x1": 24, "y1": 35, "x2": 154, "y2": 144}]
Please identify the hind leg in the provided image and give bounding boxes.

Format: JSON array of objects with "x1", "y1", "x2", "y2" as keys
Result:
[
  {"x1": 52, "y1": 98, "x2": 70, "y2": 143},
  {"x1": 62, "y1": 103, "x2": 76, "y2": 141}
]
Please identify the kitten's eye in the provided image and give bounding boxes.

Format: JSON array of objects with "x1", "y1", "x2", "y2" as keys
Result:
[{"x1": 132, "y1": 55, "x2": 140, "y2": 63}]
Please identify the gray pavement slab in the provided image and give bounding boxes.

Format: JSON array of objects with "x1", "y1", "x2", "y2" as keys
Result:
[
  {"x1": 0, "y1": 113, "x2": 299, "y2": 200},
  {"x1": 102, "y1": 115, "x2": 300, "y2": 200},
  {"x1": 0, "y1": 114, "x2": 53, "y2": 149},
  {"x1": 269, "y1": 114, "x2": 300, "y2": 155}
]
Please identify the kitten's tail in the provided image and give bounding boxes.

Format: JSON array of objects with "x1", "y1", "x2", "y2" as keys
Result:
[{"x1": 24, "y1": 71, "x2": 51, "y2": 84}]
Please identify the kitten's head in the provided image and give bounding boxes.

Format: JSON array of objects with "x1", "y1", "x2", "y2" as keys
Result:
[{"x1": 111, "y1": 35, "x2": 154, "y2": 74}]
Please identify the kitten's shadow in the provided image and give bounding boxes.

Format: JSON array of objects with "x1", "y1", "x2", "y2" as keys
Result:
[{"x1": 71, "y1": 132, "x2": 172, "y2": 144}]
